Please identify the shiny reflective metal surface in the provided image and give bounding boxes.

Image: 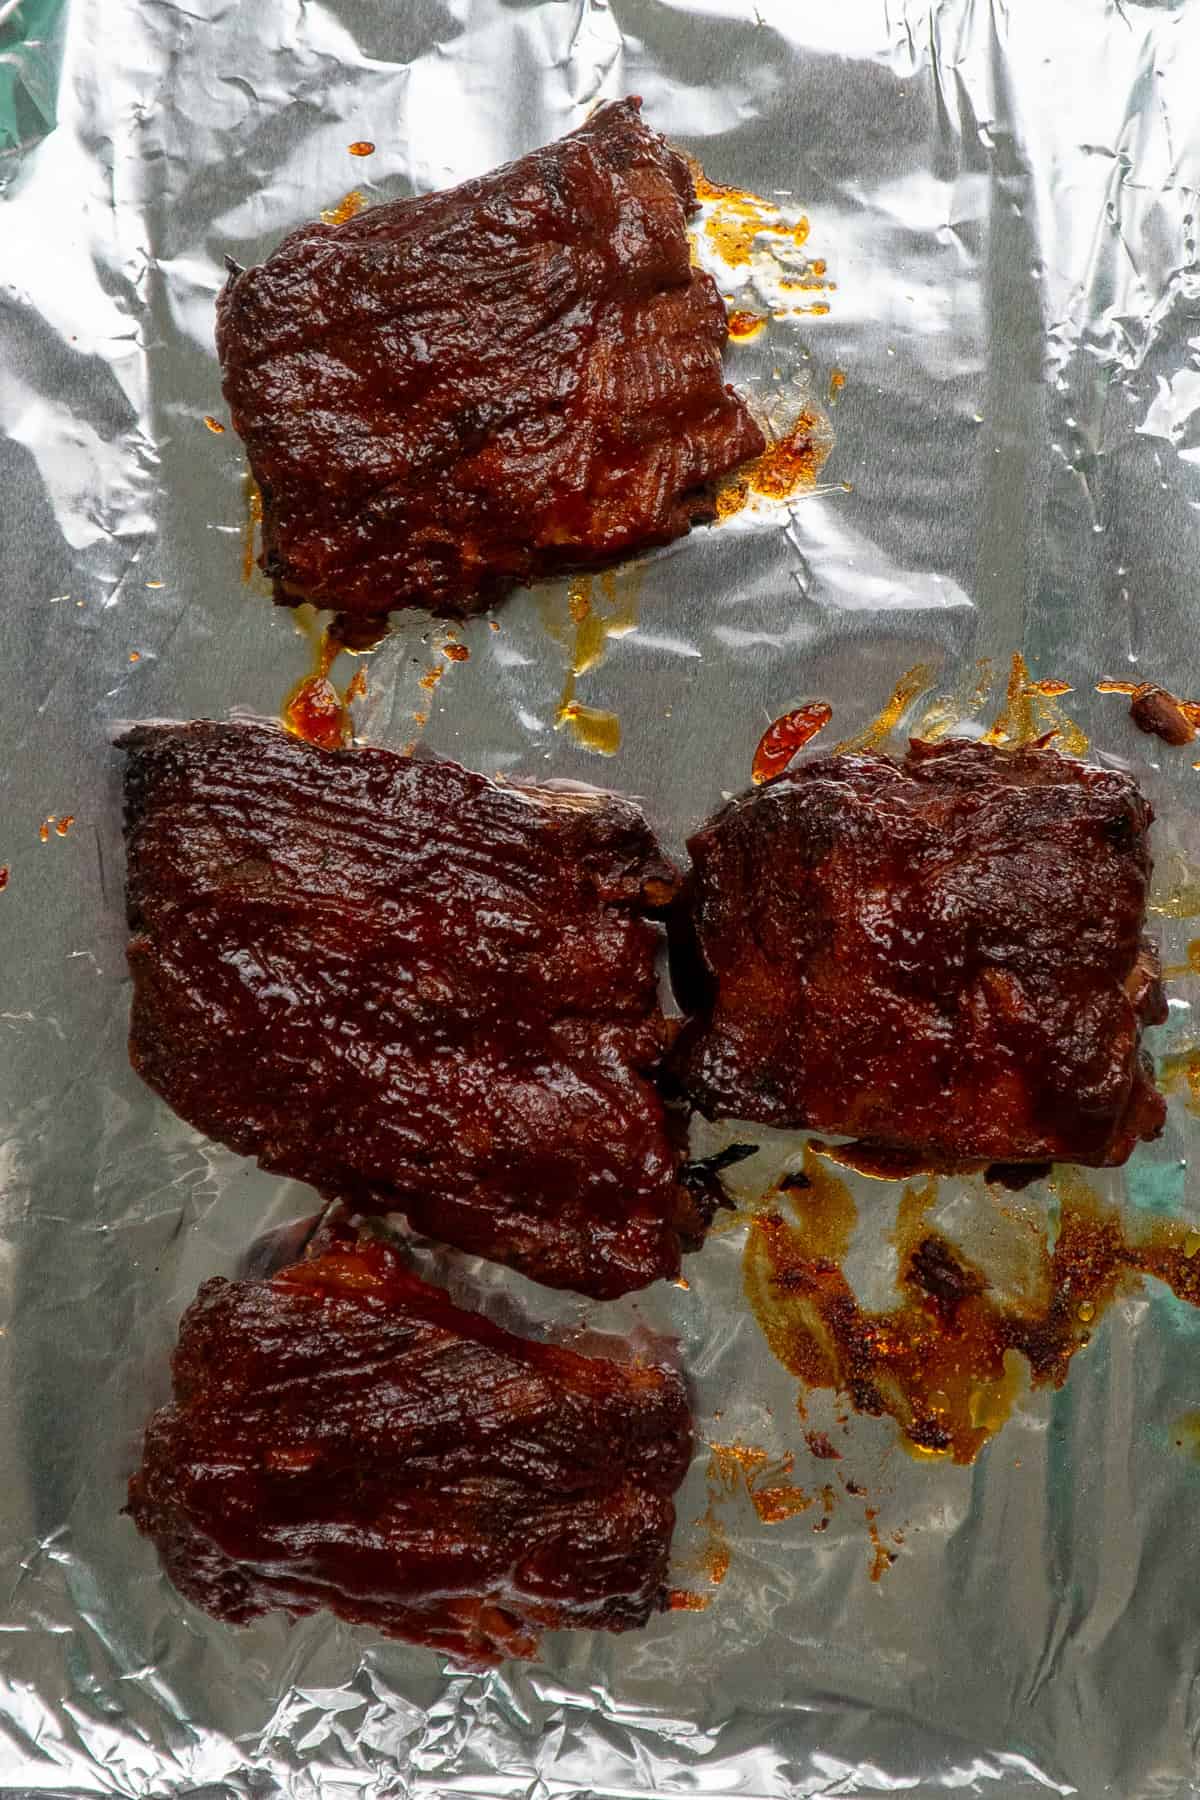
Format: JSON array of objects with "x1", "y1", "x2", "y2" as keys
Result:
[{"x1": 4, "y1": 1, "x2": 1200, "y2": 1794}]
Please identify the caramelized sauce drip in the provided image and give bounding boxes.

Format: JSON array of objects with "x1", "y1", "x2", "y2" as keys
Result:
[
  {"x1": 667, "y1": 1589, "x2": 710, "y2": 1612},
  {"x1": 321, "y1": 190, "x2": 367, "y2": 226},
  {"x1": 835, "y1": 664, "x2": 935, "y2": 753},
  {"x1": 203, "y1": 415, "x2": 225, "y2": 434},
  {"x1": 281, "y1": 609, "x2": 372, "y2": 751},
  {"x1": 982, "y1": 653, "x2": 1088, "y2": 755},
  {"x1": 828, "y1": 367, "x2": 846, "y2": 403},
  {"x1": 348, "y1": 140, "x2": 375, "y2": 157},
  {"x1": 752, "y1": 703, "x2": 833, "y2": 783},
  {"x1": 55, "y1": 815, "x2": 75, "y2": 836},
  {"x1": 1149, "y1": 852, "x2": 1200, "y2": 919},
  {"x1": 717, "y1": 410, "x2": 833, "y2": 521},
  {"x1": 242, "y1": 478, "x2": 264, "y2": 586},
  {"x1": 727, "y1": 308, "x2": 766, "y2": 340},
  {"x1": 0, "y1": 867, "x2": 9, "y2": 892},
  {"x1": 915, "y1": 659, "x2": 995, "y2": 743},
  {"x1": 745, "y1": 1154, "x2": 1200, "y2": 1464}
]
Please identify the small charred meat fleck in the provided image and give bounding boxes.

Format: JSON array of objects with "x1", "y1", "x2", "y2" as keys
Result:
[
  {"x1": 216, "y1": 98, "x2": 764, "y2": 619},
  {"x1": 127, "y1": 1226, "x2": 692, "y2": 1666},
  {"x1": 121, "y1": 720, "x2": 699, "y2": 1297},
  {"x1": 1129, "y1": 684, "x2": 1197, "y2": 747},
  {"x1": 672, "y1": 738, "x2": 1167, "y2": 1172}
]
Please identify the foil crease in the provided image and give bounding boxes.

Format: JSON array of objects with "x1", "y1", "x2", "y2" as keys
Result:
[{"x1": 3, "y1": 0, "x2": 1200, "y2": 1794}]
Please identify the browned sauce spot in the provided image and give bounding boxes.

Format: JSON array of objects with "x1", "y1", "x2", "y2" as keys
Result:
[
  {"x1": 752, "y1": 702, "x2": 833, "y2": 783},
  {"x1": 321, "y1": 190, "x2": 367, "y2": 227},
  {"x1": 203, "y1": 415, "x2": 225, "y2": 434},
  {"x1": 442, "y1": 641, "x2": 470, "y2": 663},
  {"x1": 348, "y1": 140, "x2": 375, "y2": 157},
  {"x1": 38, "y1": 818, "x2": 54, "y2": 843},
  {"x1": 717, "y1": 411, "x2": 833, "y2": 522},
  {"x1": 129, "y1": 650, "x2": 141, "y2": 663},
  {"x1": 727, "y1": 308, "x2": 766, "y2": 341},
  {"x1": 344, "y1": 666, "x2": 367, "y2": 704},
  {"x1": 692, "y1": 170, "x2": 812, "y2": 269},
  {"x1": 55, "y1": 815, "x2": 75, "y2": 837},
  {"x1": 829, "y1": 367, "x2": 846, "y2": 402},
  {"x1": 668, "y1": 1588, "x2": 711, "y2": 1611},
  {"x1": 745, "y1": 1160, "x2": 1200, "y2": 1464},
  {"x1": 749, "y1": 413, "x2": 830, "y2": 502},
  {"x1": 0, "y1": 867, "x2": 9, "y2": 892},
  {"x1": 804, "y1": 1430, "x2": 840, "y2": 1461}
]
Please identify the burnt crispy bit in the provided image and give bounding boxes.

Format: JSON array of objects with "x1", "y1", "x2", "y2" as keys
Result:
[
  {"x1": 121, "y1": 720, "x2": 698, "y2": 1298},
  {"x1": 672, "y1": 738, "x2": 1167, "y2": 1172},
  {"x1": 216, "y1": 97, "x2": 765, "y2": 619},
  {"x1": 127, "y1": 1226, "x2": 692, "y2": 1666}
]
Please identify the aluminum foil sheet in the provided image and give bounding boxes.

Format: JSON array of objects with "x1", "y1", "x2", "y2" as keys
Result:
[{"x1": 4, "y1": 0, "x2": 1200, "y2": 1794}]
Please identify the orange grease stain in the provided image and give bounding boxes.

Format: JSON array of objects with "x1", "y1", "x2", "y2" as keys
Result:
[
  {"x1": 203, "y1": 415, "x2": 225, "y2": 434},
  {"x1": 348, "y1": 140, "x2": 375, "y2": 157}
]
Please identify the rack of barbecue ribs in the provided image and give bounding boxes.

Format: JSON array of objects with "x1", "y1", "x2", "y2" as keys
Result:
[
  {"x1": 127, "y1": 1219, "x2": 692, "y2": 1666},
  {"x1": 216, "y1": 97, "x2": 764, "y2": 620},
  {"x1": 121, "y1": 720, "x2": 703, "y2": 1298},
  {"x1": 672, "y1": 738, "x2": 1167, "y2": 1177}
]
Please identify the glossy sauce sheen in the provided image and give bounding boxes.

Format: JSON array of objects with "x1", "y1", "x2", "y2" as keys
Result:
[
  {"x1": 127, "y1": 1225, "x2": 692, "y2": 1666},
  {"x1": 216, "y1": 98, "x2": 764, "y2": 618},
  {"x1": 673, "y1": 739, "x2": 1166, "y2": 1170},
  {"x1": 752, "y1": 703, "x2": 832, "y2": 783},
  {"x1": 121, "y1": 721, "x2": 701, "y2": 1297}
]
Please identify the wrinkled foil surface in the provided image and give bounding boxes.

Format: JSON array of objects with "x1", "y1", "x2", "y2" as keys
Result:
[{"x1": 4, "y1": 0, "x2": 1200, "y2": 1794}]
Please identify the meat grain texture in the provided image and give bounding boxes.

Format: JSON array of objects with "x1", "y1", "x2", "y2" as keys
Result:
[
  {"x1": 673, "y1": 739, "x2": 1167, "y2": 1173},
  {"x1": 217, "y1": 98, "x2": 765, "y2": 618},
  {"x1": 122, "y1": 721, "x2": 700, "y2": 1297},
  {"x1": 128, "y1": 1224, "x2": 692, "y2": 1666}
]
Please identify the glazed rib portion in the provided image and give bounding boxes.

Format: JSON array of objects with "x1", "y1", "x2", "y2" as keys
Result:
[
  {"x1": 128, "y1": 1224, "x2": 692, "y2": 1665},
  {"x1": 216, "y1": 97, "x2": 764, "y2": 618},
  {"x1": 673, "y1": 738, "x2": 1167, "y2": 1172},
  {"x1": 122, "y1": 721, "x2": 699, "y2": 1297}
]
